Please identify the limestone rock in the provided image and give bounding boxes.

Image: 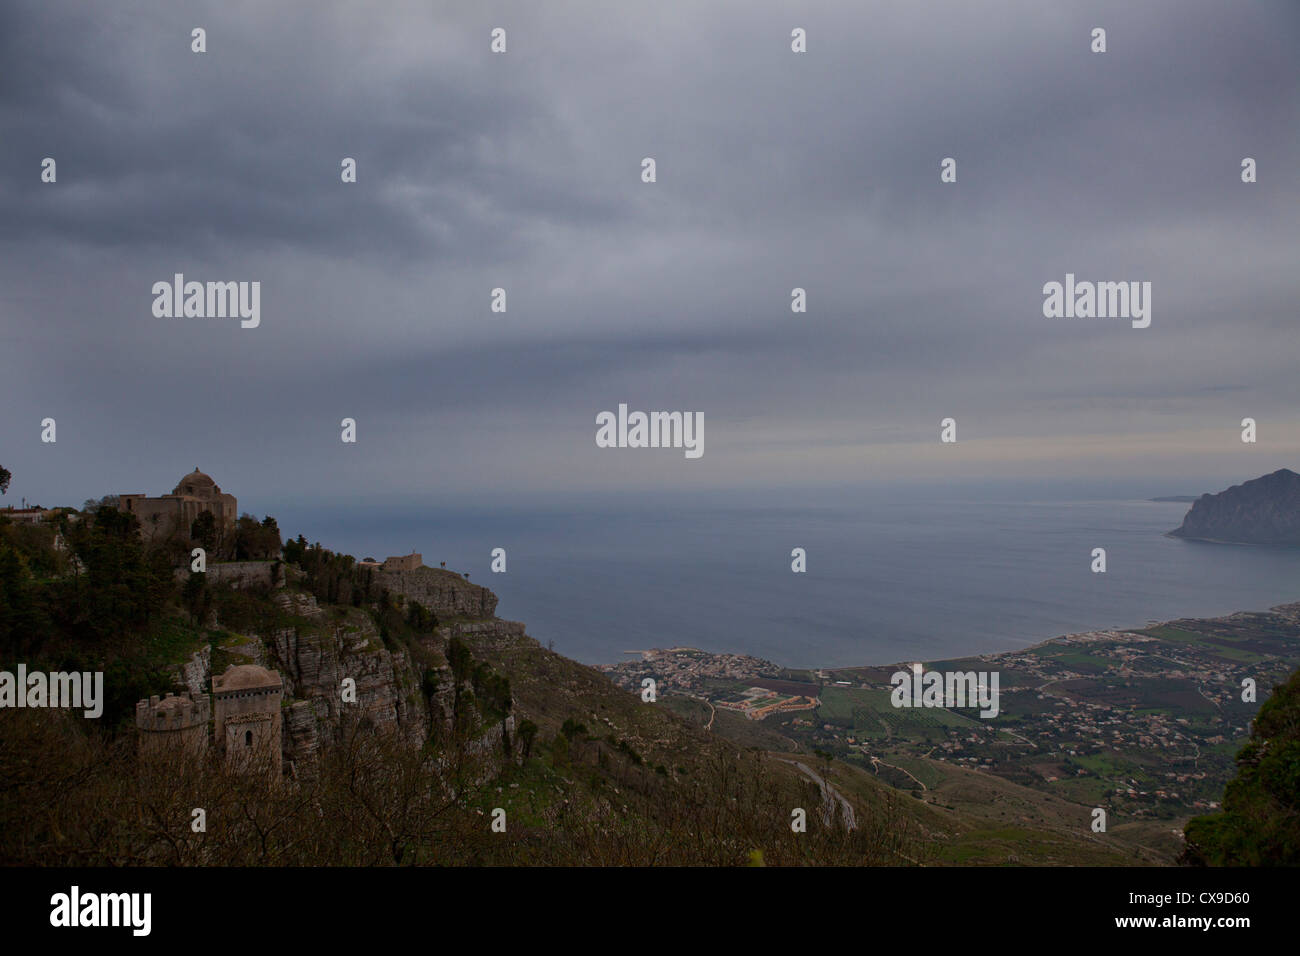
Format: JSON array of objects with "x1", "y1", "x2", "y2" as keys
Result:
[
  {"x1": 378, "y1": 566, "x2": 498, "y2": 619},
  {"x1": 265, "y1": 591, "x2": 426, "y2": 769},
  {"x1": 176, "y1": 645, "x2": 211, "y2": 698},
  {"x1": 1170, "y1": 469, "x2": 1300, "y2": 545}
]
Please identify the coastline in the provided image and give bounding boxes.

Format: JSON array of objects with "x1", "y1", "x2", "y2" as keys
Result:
[
  {"x1": 595, "y1": 597, "x2": 1300, "y2": 674},
  {"x1": 834, "y1": 597, "x2": 1300, "y2": 672},
  {"x1": 1165, "y1": 531, "x2": 1300, "y2": 547}
]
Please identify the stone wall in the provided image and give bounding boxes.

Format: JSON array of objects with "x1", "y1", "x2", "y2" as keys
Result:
[
  {"x1": 121, "y1": 494, "x2": 236, "y2": 541},
  {"x1": 224, "y1": 713, "x2": 280, "y2": 777},
  {"x1": 173, "y1": 561, "x2": 278, "y2": 590}
]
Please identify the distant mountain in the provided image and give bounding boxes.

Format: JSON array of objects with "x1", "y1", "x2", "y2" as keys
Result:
[
  {"x1": 1170, "y1": 469, "x2": 1300, "y2": 545},
  {"x1": 1151, "y1": 495, "x2": 1199, "y2": 502}
]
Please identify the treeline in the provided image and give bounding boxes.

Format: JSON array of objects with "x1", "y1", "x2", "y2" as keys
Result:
[
  {"x1": 107, "y1": 506, "x2": 282, "y2": 568},
  {"x1": 0, "y1": 507, "x2": 185, "y2": 727},
  {"x1": 189, "y1": 511, "x2": 282, "y2": 562},
  {"x1": 0, "y1": 507, "x2": 171, "y2": 659},
  {"x1": 283, "y1": 535, "x2": 376, "y2": 607}
]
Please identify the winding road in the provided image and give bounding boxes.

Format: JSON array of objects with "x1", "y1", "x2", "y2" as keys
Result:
[{"x1": 776, "y1": 758, "x2": 857, "y2": 830}]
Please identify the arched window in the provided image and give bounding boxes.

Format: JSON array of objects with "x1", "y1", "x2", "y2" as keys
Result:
[{"x1": 245, "y1": 730, "x2": 253, "y2": 747}]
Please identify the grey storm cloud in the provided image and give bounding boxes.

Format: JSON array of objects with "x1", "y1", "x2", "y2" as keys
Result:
[{"x1": 1, "y1": 0, "x2": 1297, "y2": 511}]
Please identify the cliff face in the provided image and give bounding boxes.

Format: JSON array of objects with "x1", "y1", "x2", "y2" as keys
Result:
[
  {"x1": 185, "y1": 574, "x2": 519, "y2": 780},
  {"x1": 266, "y1": 592, "x2": 431, "y2": 771},
  {"x1": 376, "y1": 566, "x2": 498, "y2": 619},
  {"x1": 1170, "y1": 469, "x2": 1300, "y2": 545}
]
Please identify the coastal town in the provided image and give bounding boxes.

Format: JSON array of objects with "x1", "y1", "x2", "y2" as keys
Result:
[
  {"x1": 602, "y1": 603, "x2": 1300, "y2": 820},
  {"x1": 604, "y1": 647, "x2": 821, "y2": 720}
]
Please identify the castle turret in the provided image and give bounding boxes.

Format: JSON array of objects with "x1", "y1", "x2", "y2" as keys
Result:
[
  {"x1": 212, "y1": 664, "x2": 283, "y2": 780},
  {"x1": 135, "y1": 690, "x2": 210, "y2": 761}
]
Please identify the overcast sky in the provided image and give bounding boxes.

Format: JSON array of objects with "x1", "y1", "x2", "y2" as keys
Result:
[{"x1": 2, "y1": 0, "x2": 1297, "y2": 516}]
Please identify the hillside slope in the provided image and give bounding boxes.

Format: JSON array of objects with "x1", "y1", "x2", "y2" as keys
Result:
[{"x1": 0, "y1": 507, "x2": 1193, "y2": 865}]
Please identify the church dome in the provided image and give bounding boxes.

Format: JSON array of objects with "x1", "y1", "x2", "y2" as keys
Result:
[
  {"x1": 173, "y1": 467, "x2": 221, "y2": 497},
  {"x1": 213, "y1": 664, "x2": 282, "y2": 692}
]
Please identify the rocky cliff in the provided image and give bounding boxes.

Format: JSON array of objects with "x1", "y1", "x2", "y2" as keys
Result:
[
  {"x1": 266, "y1": 592, "x2": 430, "y2": 771},
  {"x1": 1170, "y1": 468, "x2": 1300, "y2": 545},
  {"x1": 184, "y1": 571, "x2": 519, "y2": 780},
  {"x1": 376, "y1": 566, "x2": 498, "y2": 619}
]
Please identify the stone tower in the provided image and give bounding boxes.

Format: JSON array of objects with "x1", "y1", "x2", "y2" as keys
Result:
[
  {"x1": 212, "y1": 664, "x2": 283, "y2": 780},
  {"x1": 135, "y1": 691, "x2": 210, "y2": 762}
]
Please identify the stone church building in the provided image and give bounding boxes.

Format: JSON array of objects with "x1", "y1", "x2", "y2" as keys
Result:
[{"x1": 119, "y1": 467, "x2": 237, "y2": 539}]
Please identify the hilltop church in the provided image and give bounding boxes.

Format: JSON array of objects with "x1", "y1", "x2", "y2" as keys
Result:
[{"x1": 119, "y1": 467, "x2": 237, "y2": 539}]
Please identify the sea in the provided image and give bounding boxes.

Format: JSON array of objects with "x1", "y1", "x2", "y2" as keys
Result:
[{"x1": 269, "y1": 484, "x2": 1300, "y2": 669}]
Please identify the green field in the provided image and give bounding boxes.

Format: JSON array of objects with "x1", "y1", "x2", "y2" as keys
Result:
[{"x1": 817, "y1": 685, "x2": 981, "y2": 739}]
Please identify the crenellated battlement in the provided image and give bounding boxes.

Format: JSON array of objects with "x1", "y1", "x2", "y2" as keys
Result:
[{"x1": 135, "y1": 690, "x2": 211, "y2": 733}]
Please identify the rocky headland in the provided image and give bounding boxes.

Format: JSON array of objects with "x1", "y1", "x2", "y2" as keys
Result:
[{"x1": 1170, "y1": 468, "x2": 1300, "y2": 545}]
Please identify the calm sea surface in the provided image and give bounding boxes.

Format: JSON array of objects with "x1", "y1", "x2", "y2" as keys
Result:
[{"x1": 272, "y1": 492, "x2": 1300, "y2": 668}]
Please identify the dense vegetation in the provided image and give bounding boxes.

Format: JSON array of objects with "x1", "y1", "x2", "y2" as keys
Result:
[
  {"x1": 0, "y1": 702, "x2": 924, "y2": 866},
  {"x1": 282, "y1": 534, "x2": 374, "y2": 606},
  {"x1": 1182, "y1": 667, "x2": 1300, "y2": 865},
  {"x1": 0, "y1": 507, "x2": 181, "y2": 725}
]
